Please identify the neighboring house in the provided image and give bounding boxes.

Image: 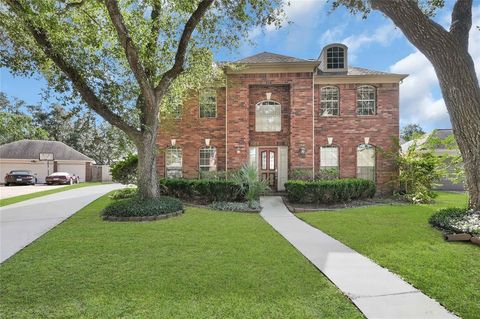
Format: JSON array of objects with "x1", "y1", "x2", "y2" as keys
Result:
[
  {"x1": 401, "y1": 129, "x2": 465, "y2": 191},
  {"x1": 157, "y1": 43, "x2": 408, "y2": 193},
  {"x1": 0, "y1": 140, "x2": 94, "y2": 183}
]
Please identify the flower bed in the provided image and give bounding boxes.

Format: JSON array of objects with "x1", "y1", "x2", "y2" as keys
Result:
[
  {"x1": 209, "y1": 201, "x2": 261, "y2": 213},
  {"x1": 429, "y1": 207, "x2": 480, "y2": 245}
]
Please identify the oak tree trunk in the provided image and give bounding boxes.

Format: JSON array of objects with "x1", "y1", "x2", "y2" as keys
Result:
[
  {"x1": 371, "y1": 0, "x2": 480, "y2": 209},
  {"x1": 135, "y1": 131, "x2": 160, "y2": 199}
]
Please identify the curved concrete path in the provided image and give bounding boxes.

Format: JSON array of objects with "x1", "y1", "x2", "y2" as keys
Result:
[
  {"x1": 0, "y1": 183, "x2": 123, "y2": 263},
  {"x1": 260, "y1": 196, "x2": 457, "y2": 319}
]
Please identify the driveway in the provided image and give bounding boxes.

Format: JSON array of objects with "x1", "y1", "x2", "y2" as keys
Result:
[
  {"x1": 0, "y1": 183, "x2": 122, "y2": 263},
  {"x1": 0, "y1": 184, "x2": 67, "y2": 200}
]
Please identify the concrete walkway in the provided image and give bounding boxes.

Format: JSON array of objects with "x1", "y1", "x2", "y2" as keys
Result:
[
  {"x1": 260, "y1": 196, "x2": 457, "y2": 319},
  {"x1": 0, "y1": 183, "x2": 122, "y2": 263}
]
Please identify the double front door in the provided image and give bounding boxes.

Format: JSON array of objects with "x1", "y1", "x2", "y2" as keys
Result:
[{"x1": 259, "y1": 148, "x2": 277, "y2": 190}]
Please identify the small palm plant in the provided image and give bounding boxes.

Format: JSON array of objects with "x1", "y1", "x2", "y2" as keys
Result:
[{"x1": 233, "y1": 164, "x2": 270, "y2": 207}]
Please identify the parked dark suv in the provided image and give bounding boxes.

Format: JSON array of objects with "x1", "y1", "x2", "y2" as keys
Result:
[{"x1": 4, "y1": 170, "x2": 37, "y2": 186}]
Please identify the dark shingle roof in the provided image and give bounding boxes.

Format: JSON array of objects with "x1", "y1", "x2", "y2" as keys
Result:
[
  {"x1": 317, "y1": 66, "x2": 404, "y2": 77},
  {"x1": 0, "y1": 140, "x2": 94, "y2": 161},
  {"x1": 235, "y1": 52, "x2": 311, "y2": 64}
]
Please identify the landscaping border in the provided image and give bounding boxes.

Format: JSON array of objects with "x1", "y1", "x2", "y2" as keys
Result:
[
  {"x1": 185, "y1": 203, "x2": 260, "y2": 213},
  {"x1": 103, "y1": 209, "x2": 184, "y2": 222}
]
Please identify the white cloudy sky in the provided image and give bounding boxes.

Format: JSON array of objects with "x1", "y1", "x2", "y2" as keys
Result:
[{"x1": 1, "y1": 0, "x2": 479, "y2": 132}]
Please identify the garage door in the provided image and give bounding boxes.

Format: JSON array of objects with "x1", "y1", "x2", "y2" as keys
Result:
[
  {"x1": 0, "y1": 162, "x2": 50, "y2": 184},
  {"x1": 56, "y1": 163, "x2": 86, "y2": 182}
]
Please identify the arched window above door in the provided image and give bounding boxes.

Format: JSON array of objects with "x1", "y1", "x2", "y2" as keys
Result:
[{"x1": 255, "y1": 100, "x2": 281, "y2": 132}]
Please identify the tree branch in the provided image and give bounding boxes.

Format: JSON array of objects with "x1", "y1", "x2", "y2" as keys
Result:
[
  {"x1": 145, "y1": 0, "x2": 162, "y2": 78},
  {"x1": 154, "y1": 0, "x2": 214, "y2": 102},
  {"x1": 5, "y1": 0, "x2": 140, "y2": 140},
  {"x1": 370, "y1": 0, "x2": 453, "y2": 58},
  {"x1": 450, "y1": 0, "x2": 472, "y2": 50},
  {"x1": 104, "y1": 0, "x2": 156, "y2": 110}
]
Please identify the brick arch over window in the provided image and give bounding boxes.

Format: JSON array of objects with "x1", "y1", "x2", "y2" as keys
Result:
[
  {"x1": 320, "y1": 86, "x2": 339, "y2": 116},
  {"x1": 255, "y1": 100, "x2": 281, "y2": 132},
  {"x1": 356, "y1": 85, "x2": 376, "y2": 116},
  {"x1": 356, "y1": 143, "x2": 376, "y2": 181}
]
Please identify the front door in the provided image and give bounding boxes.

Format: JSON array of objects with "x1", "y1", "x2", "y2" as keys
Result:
[{"x1": 259, "y1": 148, "x2": 277, "y2": 191}]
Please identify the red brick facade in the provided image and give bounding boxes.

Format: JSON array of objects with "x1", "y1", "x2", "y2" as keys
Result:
[{"x1": 156, "y1": 50, "x2": 404, "y2": 194}]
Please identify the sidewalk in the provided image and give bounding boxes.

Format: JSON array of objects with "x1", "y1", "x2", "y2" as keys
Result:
[{"x1": 260, "y1": 196, "x2": 457, "y2": 319}]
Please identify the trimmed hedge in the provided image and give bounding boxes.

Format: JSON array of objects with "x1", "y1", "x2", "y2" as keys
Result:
[
  {"x1": 109, "y1": 187, "x2": 138, "y2": 200},
  {"x1": 159, "y1": 179, "x2": 243, "y2": 203},
  {"x1": 285, "y1": 178, "x2": 376, "y2": 204},
  {"x1": 102, "y1": 196, "x2": 183, "y2": 217}
]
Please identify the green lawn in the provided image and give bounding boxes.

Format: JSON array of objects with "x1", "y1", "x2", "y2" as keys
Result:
[
  {"x1": 0, "y1": 195, "x2": 362, "y2": 319},
  {"x1": 298, "y1": 191, "x2": 479, "y2": 319},
  {"x1": 0, "y1": 182, "x2": 103, "y2": 207}
]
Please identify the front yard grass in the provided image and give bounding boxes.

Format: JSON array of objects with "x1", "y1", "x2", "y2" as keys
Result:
[
  {"x1": 298, "y1": 191, "x2": 479, "y2": 319},
  {"x1": 0, "y1": 182, "x2": 103, "y2": 207},
  {"x1": 0, "y1": 195, "x2": 363, "y2": 319}
]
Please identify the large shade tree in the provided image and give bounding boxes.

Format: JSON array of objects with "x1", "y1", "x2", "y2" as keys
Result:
[
  {"x1": 334, "y1": 0, "x2": 480, "y2": 209},
  {"x1": 0, "y1": 0, "x2": 284, "y2": 198}
]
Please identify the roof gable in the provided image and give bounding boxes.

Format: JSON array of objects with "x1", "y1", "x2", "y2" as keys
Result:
[
  {"x1": 235, "y1": 52, "x2": 310, "y2": 64},
  {"x1": 0, "y1": 140, "x2": 94, "y2": 162}
]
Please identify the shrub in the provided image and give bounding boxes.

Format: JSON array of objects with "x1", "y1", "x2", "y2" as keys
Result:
[
  {"x1": 210, "y1": 201, "x2": 261, "y2": 212},
  {"x1": 285, "y1": 178, "x2": 376, "y2": 204},
  {"x1": 429, "y1": 207, "x2": 479, "y2": 235},
  {"x1": 109, "y1": 187, "x2": 138, "y2": 200},
  {"x1": 232, "y1": 164, "x2": 269, "y2": 207},
  {"x1": 110, "y1": 154, "x2": 138, "y2": 184},
  {"x1": 396, "y1": 144, "x2": 442, "y2": 203},
  {"x1": 102, "y1": 196, "x2": 183, "y2": 217},
  {"x1": 159, "y1": 179, "x2": 243, "y2": 203}
]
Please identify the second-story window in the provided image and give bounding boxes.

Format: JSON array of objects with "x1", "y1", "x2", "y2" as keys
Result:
[
  {"x1": 199, "y1": 89, "x2": 217, "y2": 118},
  {"x1": 256, "y1": 100, "x2": 281, "y2": 132},
  {"x1": 357, "y1": 85, "x2": 376, "y2": 116},
  {"x1": 327, "y1": 46, "x2": 345, "y2": 69},
  {"x1": 320, "y1": 86, "x2": 339, "y2": 116}
]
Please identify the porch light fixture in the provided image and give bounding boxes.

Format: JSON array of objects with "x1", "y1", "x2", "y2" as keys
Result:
[
  {"x1": 170, "y1": 139, "x2": 176, "y2": 146},
  {"x1": 266, "y1": 92, "x2": 272, "y2": 100},
  {"x1": 364, "y1": 137, "x2": 370, "y2": 145},
  {"x1": 327, "y1": 137, "x2": 333, "y2": 145},
  {"x1": 236, "y1": 146, "x2": 241, "y2": 154},
  {"x1": 205, "y1": 138, "x2": 211, "y2": 147}
]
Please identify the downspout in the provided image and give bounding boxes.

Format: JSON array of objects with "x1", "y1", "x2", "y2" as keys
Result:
[
  {"x1": 312, "y1": 70, "x2": 315, "y2": 179},
  {"x1": 225, "y1": 72, "x2": 228, "y2": 178}
]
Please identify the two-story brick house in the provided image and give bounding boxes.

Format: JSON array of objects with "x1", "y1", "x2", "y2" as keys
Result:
[{"x1": 156, "y1": 44, "x2": 407, "y2": 193}]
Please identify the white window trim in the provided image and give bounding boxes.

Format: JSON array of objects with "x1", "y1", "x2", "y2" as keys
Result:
[
  {"x1": 320, "y1": 86, "x2": 339, "y2": 116},
  {"x1": 320, "y1": 145, "x2": 339, "y2": 170},
  {"x1": 356, "y1": 144, "x2": 376, "y2": 181},
  {"x1": 255, "y1": 100, "x2": 282, "y2": 132},
  {"x1": 199, "y1": 89, "x2": 217, "y2": 118},
  {"x1": 356, "y1": 85, "x2": 376, "y2": 116},
  {"x1": 326, "y1": 46, "x2": 345, "y2": 70},
  {"x1": 199, "y1": 146, "x2": 217, "y2": 172},
  {"x1": 165, "y1": 147, "x2": 183, "y2": 178}
]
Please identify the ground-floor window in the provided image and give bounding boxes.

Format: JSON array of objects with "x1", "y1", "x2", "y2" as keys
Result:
[
  {"x1": 357, "y1": 144, "x2": 375, "y2": 181},
  {"x1": 199, "y1": 147, "x2": 217, "y2": 172},
  {"x1": 165, "y1": 147, "x2": 182, "y2": 178},
  {"x1": 320, "y1": 146, "x2": 339, "y2": 172}
]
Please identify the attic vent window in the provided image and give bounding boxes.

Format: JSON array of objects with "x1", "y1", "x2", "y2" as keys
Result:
[{"x1": 327, "y1": 47, "x2": 345, "y2": 69}]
